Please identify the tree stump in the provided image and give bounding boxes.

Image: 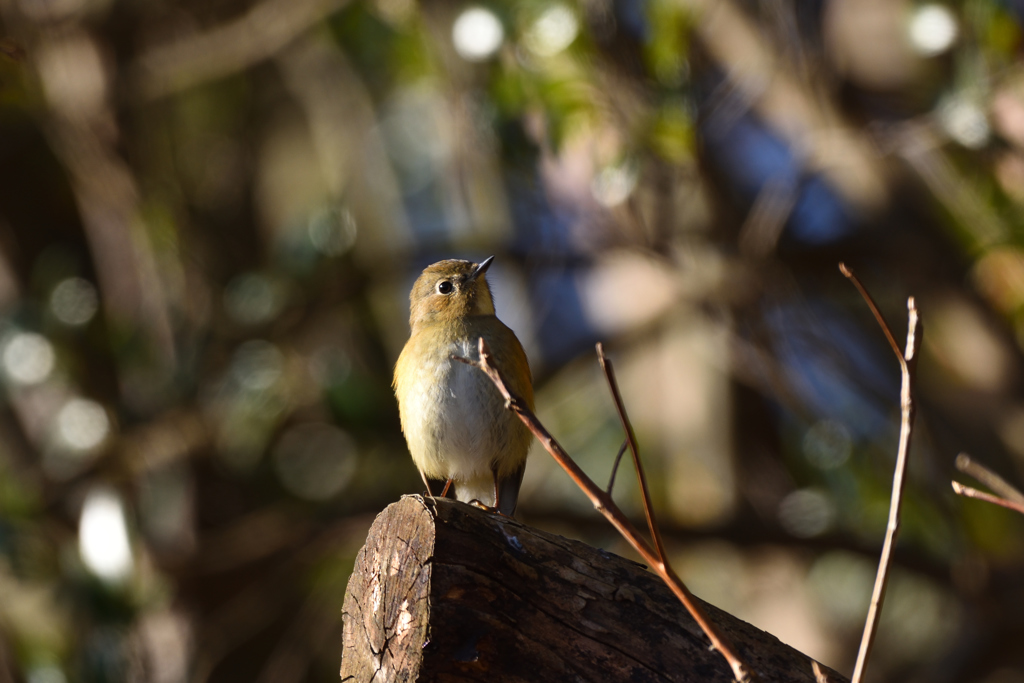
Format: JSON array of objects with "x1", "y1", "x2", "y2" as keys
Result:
[{"x1": 340, "y1": 495, "x2": 847, "y2": 682}]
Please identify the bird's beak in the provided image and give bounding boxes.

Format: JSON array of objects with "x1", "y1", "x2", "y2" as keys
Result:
[{"x1": 470, "y1": 255, "x2": 495, "y2": 280}]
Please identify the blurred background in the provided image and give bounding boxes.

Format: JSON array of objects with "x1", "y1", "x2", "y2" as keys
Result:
[{"x1": 0, "y1": 0, "x2": 1023, "y2": 680}]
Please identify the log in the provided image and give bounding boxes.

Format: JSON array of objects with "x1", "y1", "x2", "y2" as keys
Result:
[{"x1": 340, "y1": 496, "x2": 847, "y2": 683}]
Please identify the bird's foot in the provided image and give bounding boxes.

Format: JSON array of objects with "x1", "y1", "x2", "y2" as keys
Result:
[
  {"x1": 467, "y1": 499, "x2": 511, "y2": 517},
  {"x1": 503, "y1": 396, "x2": 525, "y2": 411},
  {"x1": 420, "y1": 491, "x2": 441, "y2": 517}
]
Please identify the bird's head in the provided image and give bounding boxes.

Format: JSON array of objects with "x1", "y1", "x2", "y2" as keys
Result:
[{"x1": 408, "y1": 256, "x2": 496, "y2": 329}]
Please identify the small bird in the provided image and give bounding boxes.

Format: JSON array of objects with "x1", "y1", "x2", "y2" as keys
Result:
[{"x1": 393, "y1": 256, "x2": 534, "y2": 516}]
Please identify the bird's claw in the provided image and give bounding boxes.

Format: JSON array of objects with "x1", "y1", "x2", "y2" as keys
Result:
[
  {"x1": 466, "y1": 498, "x2": 509, "y2": 516},
  {"x1": 504, "y1": 397, "x2": 523, "y2": 411}
]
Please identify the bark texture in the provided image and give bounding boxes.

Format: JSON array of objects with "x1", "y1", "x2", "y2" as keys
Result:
[{"x1": 340, "y1": 495, "x2": 848, "y2": 683}]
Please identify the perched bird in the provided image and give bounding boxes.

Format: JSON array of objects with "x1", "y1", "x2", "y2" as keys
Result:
[{"x1": 393, "y1": 256, "x2": 534, "y2": 515}]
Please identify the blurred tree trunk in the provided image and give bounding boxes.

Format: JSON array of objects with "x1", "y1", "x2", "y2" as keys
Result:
[{"x1": 340, "y1": 496, "x2": 847, "y2": 682}]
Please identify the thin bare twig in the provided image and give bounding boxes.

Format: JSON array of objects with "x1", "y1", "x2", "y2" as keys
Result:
[
  {"x1": 838, "y1": 263, "x2": 903, "y2": 363},
  {"x1": 955, "y1": 453, "x2": 1024, "y2": 505},
  {"x1": 841, "y1": 265, "x2": 921, "y2": 683},
  {"x1": 597, "y1": 343, "x2": 668, "y2": 563},
  {"x1": 606, "y1": 439, "x2": 629, "y2": 495},
  {"x1": 455, "y1": 338, "x2": 757, "y2": 683},
  {"x1": 952, "y1": 481, "x2": 1024, "y2": 516}
]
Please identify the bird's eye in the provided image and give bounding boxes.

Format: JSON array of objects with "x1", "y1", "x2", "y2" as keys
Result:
[{"x1": 436, "y1": 280, "x2": 454, "y2": 295}]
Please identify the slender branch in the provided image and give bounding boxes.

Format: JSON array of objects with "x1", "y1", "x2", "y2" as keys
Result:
[
  {"x1": 455, "y1": 338, "x2": 757, "y2": 683},
  {"x1": 952, "y1": 481, "x2": 1024, "y2": 516},
  {"x1": 596, "y1": 343, "x2": 668, "y2": 563},
  {"x1": 841, "y1": 266, "x2": 921, "y2": 683},
  {"x1": 955, "y1": 453, "x2": 1024, "y2": 505},
  {"x1": 606, "y1": 439, "x2": 629, "y2": 495},
  {"x1": 838, "y1": 263, "x2": 904, "y2": 364}
]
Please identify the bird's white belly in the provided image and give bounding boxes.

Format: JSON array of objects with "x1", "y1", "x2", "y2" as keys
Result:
[{"x1": 403, "y1": 338, "x2": 499, "y2": 480}]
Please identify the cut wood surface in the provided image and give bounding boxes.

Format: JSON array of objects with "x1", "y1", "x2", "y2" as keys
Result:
[{"x1": 340, "y1": 495, "x2": 848, "y2": 683}]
